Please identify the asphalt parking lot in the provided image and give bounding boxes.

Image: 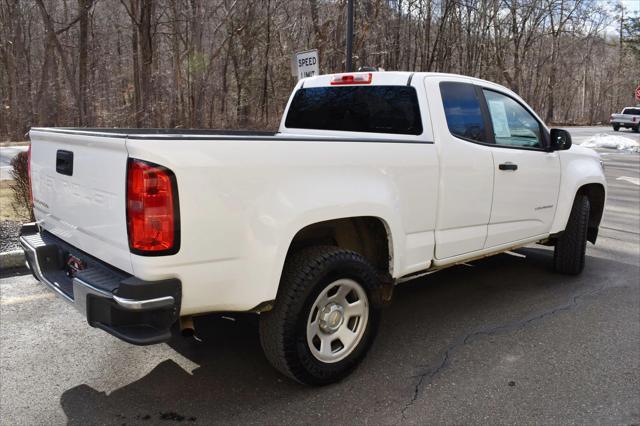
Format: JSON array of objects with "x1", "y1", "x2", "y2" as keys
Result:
[{"x1": 1, "y1": 141, "x2": 639, "y2": 425}]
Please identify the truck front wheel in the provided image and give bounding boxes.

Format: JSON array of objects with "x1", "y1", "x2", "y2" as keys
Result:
[
  {"x1": 612, "y1": 124, "x2": 620, "y2": 131},
  {"x1": 554, "y1": 195, "x2": 590, "y2": 275},
  {"x1": 259, "y1": 246, "x2": 382, "y2": 385}
]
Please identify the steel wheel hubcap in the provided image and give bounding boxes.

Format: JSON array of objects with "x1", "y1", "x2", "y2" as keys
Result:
[
  {"x1": 306, "y1": 278, "x2": 369, "y2": 363},
  {"x1": 319, "y1": 303, "x2": 344, "y2": 333}
]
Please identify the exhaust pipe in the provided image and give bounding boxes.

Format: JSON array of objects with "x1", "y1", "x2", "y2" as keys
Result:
[{"x1": 180, "y1": 316, "x2": 195, "y2": 337}]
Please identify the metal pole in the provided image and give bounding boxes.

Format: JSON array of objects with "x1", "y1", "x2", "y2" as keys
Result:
[{"x1": 346, "y1": 0, "x2": 354, "y2": 72}]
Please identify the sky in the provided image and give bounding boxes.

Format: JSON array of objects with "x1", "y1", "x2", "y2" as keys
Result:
[
  {"x1": 614, "y1": 0, "x2": 640, "y2": 14},
  {"x1": 603, "y1": 0, "x2": 639, "y2": 36}
]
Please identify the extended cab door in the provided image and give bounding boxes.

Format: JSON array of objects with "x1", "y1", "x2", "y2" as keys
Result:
[
  {"x1": 479, "y1": 88, "x2": 561, "y2": 248},
  {"x1": 425, "y1": 78, "x2": 495, "y2": 259}
]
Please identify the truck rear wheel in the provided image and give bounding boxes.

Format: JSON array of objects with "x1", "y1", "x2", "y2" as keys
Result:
[
  {"x1": 259, "y1": 246, "x2": 382, "y2": 385},
  {"x1": 554, "y1": 195, "x2": 590, "y2": 275}
]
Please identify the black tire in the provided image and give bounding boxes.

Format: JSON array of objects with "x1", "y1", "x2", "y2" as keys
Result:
[
  {"x1": 259, "y1": 246, "x2": 382, "y2": 385},
  {"x1": 612, "y1": 124, "x2": 620, "y2": 131},
  {"x1": 633, "y1": 125, "x2": 639, "y2": 133},
  {"x1": 554, "y1": 195, "x2": 590, "y2": 275}
]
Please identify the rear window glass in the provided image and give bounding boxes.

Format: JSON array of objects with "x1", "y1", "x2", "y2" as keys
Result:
[
  {"x1": 284, "y1": 86, "x2": 423, "y2": 135},
  {"x1": 622, "y1": 108, "x2": 640, "y2": 115},
  {"x1": 440, "y1": 82, "x2": 488, "y2": 143}
]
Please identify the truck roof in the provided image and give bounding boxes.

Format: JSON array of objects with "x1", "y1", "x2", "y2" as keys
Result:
[{"x1": 301, "y1": 71, "x2": 514, "y2": 94}]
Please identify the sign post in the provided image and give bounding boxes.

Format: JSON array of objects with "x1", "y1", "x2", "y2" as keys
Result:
[{"x1": 292, "y1": 50, "x2": 319, "y2": 81}]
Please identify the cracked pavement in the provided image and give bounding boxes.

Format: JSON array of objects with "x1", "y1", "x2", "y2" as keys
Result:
[
  {"x1": 1, "y1": 148, "x2": 639, "y2": 425},
  {"x1": 398, "y1": 282, "x2": 632, "y2": 423}
]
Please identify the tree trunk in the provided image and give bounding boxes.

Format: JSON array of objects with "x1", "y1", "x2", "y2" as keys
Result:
[
  {"x1": 189, "y1": 0, "x2": 205, "y2": 128},
  {"x1": 78, "y1": 0, "x2": 91, "y2": 126},
  {"x1": 261, "y1": 0, "x2": 271, "y2": 123},
  {"x1": 546, "y1": 36, "x2": 559, "y2": 123},
  {"x1": 170, "y1": 1, "x2": 182, "y2": 128},
  {"x1": 35, "y1": 0, "x2": 81, "y2": 125},
  {"x1": 138, "y1": 0, "x2": 154, "y2": 127},
  {"x1": 131, "y1": 11, "x2": 141, "y2": 126}
]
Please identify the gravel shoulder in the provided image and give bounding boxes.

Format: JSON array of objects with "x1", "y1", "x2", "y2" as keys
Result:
[
  {"x1": 1, "y1": 179, "x2": 29, "y2": 254},
  {"x1": 0, "y1": 220, "x2": 21, "y2": 253}
]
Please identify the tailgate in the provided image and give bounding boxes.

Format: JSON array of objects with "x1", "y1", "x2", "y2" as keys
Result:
[
  {"x1": 612, "y1": 114, "x2": 633, "y2": 124},
  {"x1": 29, "y1": 129, "x2": 133, "y2": 273}
]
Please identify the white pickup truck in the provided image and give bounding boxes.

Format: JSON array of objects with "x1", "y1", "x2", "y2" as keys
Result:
[
  {"x1": 610, "y1": 107, "x2": 640, "y2": 132},
  {"x1": 22, "y1": 72, "x2": 606, "y2": 385}
]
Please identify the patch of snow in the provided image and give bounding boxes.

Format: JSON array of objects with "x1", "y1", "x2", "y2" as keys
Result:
[{"x1": 580, "y1": 134, "x2": 640, "y2": 152}]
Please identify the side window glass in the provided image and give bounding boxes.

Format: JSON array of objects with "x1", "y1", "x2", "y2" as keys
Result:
[
  {"x1": 483, "y1": 90, "x2": 542, "y2": 149},
  {"x1": 440, "y1": 82, "x2": 488, "y2": 143}
]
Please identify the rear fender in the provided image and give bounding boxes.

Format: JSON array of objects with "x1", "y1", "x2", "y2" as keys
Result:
[{"x1": 246, "y1": 182, "x2": 404, "y2": 306}]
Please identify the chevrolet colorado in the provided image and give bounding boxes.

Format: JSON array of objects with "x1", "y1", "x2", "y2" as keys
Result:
[{"x1": 21, "y1": 72, "x2": 606, "y2": 385}]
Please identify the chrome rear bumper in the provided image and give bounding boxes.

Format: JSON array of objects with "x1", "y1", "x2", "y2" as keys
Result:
[{"x1": 20, "y1": 223, "x2": 181, "y2": 345}]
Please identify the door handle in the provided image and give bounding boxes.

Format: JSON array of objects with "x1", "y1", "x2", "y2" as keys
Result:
[
  {"x1": 56, "y1": 150, "x2": 74, "y2": 176},
  {"x1": 498, "y1": 162, "x2": 518, "y2": 171}
]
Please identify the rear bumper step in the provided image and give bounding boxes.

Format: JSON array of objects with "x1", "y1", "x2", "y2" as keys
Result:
[{"x1": 19, "y1": 223, "x2": 181, "y2": 345}]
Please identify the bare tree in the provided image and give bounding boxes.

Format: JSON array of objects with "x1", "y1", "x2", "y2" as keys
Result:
[
  {"x1": 1, "y1": 0, "x2": 638, "y2": 141},
  {"x1": 121, "y1": 0, "x2": 155, "y2": 126},
  {"x1": 78, "y1": 0, "x2": 93, "y2": 125}
]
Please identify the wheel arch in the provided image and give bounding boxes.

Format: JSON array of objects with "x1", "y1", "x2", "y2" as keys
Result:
[
  {"x1": 550, "y1": 150, "x2": 606, "y2": 240},
  {"x1": 256, "y1": 215, "x2": 398, "y2": 308},
  {"x1": 286, "y1": 216, "x2": 394, "y2": 276},
  {"x1": 578, "y1": 183, "x2": 606, "y2": 243},
  {"x1": 551, "y1": 182, "x2": 606, "y2": 243}
]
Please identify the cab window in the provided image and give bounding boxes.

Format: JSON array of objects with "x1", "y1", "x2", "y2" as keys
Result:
[
  {"x1": 482, "y1": 90, "x2": 542, "y2": 149},
  {"x1": 440, "y1": 82, "x2": 488, "y2": 143},
  {"x1": 285, "y1": 86, "x2": 423, "y2": 135}
]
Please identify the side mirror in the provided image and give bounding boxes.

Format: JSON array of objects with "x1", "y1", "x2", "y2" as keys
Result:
[{"x1": 549, "y1": 128, "x2": 572, "y2": 151}]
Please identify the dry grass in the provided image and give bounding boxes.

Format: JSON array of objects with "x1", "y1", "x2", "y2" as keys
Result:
[
  {"x1": 0, "y1": 141, "x2": 29, "y2": 147},
  {"x1": 0, "y1": 180, "x2": 29, "y2": 221}
]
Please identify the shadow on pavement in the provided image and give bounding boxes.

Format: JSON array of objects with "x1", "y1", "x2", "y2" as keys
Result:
[{"x1": 59, "y1": 247, "x2": 631, "y2": 425}]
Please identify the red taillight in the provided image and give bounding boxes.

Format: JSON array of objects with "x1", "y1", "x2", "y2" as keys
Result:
[
  {"x1": 27, "y1": 144, "x2": 33, "y2": 205},
  {"x1": 126, "y1": 159, "x2": 179, "y2": 254},
  {"x1": 330, "y1": 73, "x2": 373, "y2": 85}
]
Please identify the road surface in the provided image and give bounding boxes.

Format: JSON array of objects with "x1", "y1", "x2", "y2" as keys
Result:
[{"x1": 0, "y1": 142, "x2": 638, "y2": 424}]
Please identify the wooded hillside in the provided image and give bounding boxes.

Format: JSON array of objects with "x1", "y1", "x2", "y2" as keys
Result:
[{"x1": 1, "y1": 0, "x2": 638, "y2": 140}]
